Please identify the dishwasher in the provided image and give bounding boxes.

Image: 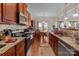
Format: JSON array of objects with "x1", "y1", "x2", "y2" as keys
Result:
[{"x1": 58, "y1": 41, "x2": 75, "y2": 56}]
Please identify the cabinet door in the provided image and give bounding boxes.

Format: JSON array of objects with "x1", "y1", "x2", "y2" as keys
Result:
[
  {"x1": 3, "y1": 3, "x2": 17, "y2": 24},
  {"x1": 54, "y1": 36, "x2": 58, "y2": 55},
  {"x1": 74, "y1": 51, "x2": 79, "y2": 56},
  {"x1": 49, "y1": 33, "x2": 58, "y2": 55},
  {"x1": 16, "y1": 39, "x2": 25, "y2": 56},
  {"x1": 23, "y1": 4, "x2": 27, "y2": 15},
  {"x1": 18, "y1": 3, "x2": 24, "y2": 13},
  {"x1": 31, "y1": 20, "x2": 34, "y2": 27},
  {"x1": 1, "y1": 46, "x2": 15, "y2": 56},
  {"x1": 0, "y1": 3, "x2": 2, "y2": 22},
  {"x1": 18, "y1": 3, "x2": 28, "y2": 14}
]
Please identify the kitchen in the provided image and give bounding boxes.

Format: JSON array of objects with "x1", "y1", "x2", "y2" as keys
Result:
[
  {"x1": 0, "y1": 3, "x2": 35, "y2": 56},
  {"x1": 0, "y1": 3, "x2": 79, "y2": 56}
]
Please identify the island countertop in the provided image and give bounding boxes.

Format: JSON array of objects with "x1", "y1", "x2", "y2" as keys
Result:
[
  {"x1": 0, "y1": 37, "x2": 25, "y2": 55},
  {"x1": 50, "y1": 32, "x2": 79, "y2": 52}
]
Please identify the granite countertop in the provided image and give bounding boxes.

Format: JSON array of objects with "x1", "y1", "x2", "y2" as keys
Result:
[
  {"x1": 25, "y1": 31, "x2": 35, "y2": 34},
  {"x1": 50, "y1": 32, "x2": 79, "y2": 52},
  {"x1": 0, "y1": 37, "x2": 25, "y2": 55}
]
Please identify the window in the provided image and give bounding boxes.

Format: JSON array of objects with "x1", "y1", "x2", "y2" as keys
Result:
[{"x1": 38, "y1": 22, "x2": 48, "y2": 31}]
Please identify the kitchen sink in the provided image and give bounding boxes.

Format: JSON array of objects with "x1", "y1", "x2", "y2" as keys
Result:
[
  {"x1": 0, "y1": 44, "x2": 6, "y2": 49},
  {"x1": 5, "y1": 38, "x2": 17, "y2": 43}
]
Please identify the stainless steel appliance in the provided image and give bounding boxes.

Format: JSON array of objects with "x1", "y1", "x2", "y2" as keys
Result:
[
  {"x1": 58, "y1": 41, "x2": 75, "y2": 56},
  {"x1": 0, "y1": 44, "x2": 6, "y2": 49},
  {"x1": 19, "y1": 12, "x2": 28, "y2": 25}
]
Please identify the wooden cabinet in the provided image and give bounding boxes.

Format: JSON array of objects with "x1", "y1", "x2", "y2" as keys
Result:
[
  {"x1": 23, "y1": 4, "x2": 27, "y2": 14},
  {"x1": 3, "y1": 3, "x2": 17, "y2": 24},
  {"x1": 18, "y1": 3, "x2": 24, "y2": 13},
  {"x1": 31, "y1": 20, "x2": 34, "y2": 27},
  {"x1": 49, "y1": 33, "x2": 58, "y2": 55},
  {"x1": 54, "y1": 36, "x2": 58, "y2": 55},
  {"x1": 0, "y1": 3, "x2": 31, "y2": 26},
  {"x1": 18, "y1": 4, "x2": 29, "y2": 25},
  {"x1": 15, "y1": 39, "x2": 25, "y2": 56},
  {"x1": 0, "y1": 39, "x2": 26, "y2": 56},
  {"x1": 28, "y1": 12, "x2": 32, "y2": 26},
  {"x1": 1, "y1": 46, "x2": 15, "y2": 56},
  {"x1": 0, "y1": 3, "x2": 2, "y2": 22},
  {"x1": 74, "y1": 50, "x2": 79, "y2": 56},
  {"x1": 0, "y1": 4, "x2": 1, "y2": 22},
  {"x1": 18, "y1": 3, "x2": 27, "y2": 14}
]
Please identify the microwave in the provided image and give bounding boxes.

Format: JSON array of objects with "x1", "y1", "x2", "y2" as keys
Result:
[{"x1": 19, "y1": 12, "x2": 28, "y2": 25}]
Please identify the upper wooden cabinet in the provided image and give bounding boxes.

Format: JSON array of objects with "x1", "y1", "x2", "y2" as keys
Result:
[
  {"x1": 18, "y1": 3, "x2": 29, "y2": 25},
  {"x1": 0, "y1": 3, "x2": 32, "y2": 25},
  {"x1": 0, "y1": 4, "x2": 2, "y2": 22},
  {"x1": 18, "y1": 4, "x2": 27, "y2": 13},
  {"x1": 23, "y1": 4, "x2": 27, "y2": 15},
  {"x1": 18, "y1": 3, "x2": 24, "y2": 13},
  {"x1": 3, "y1": 3, "x2": 17, "y2": 24}
]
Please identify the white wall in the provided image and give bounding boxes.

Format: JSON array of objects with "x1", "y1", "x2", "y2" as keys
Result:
[{"x1": 33, "y1": 17, "x2": 57, "y2": 30}]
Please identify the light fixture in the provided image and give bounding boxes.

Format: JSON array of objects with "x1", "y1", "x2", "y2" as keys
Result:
[
  {"x1": 73, "y1": 4, "x2": 79, "y2": 17},
  {"x1": 64, "y1": 17, "x2": 68, "y2": 20},
  {"x1": 73, "y1": 13, "x2": 79, "y2": 17},
  {"x1": 64, "y1": 3, "x2": 68, "y2": 20}
]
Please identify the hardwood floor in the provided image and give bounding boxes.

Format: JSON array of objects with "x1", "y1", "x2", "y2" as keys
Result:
[
  {"x1": 31, "y1": 38, "x2": 41, "y2": 55},
  {"x1": 27, "y1": 32, "x2": 55, "y2": 56},
  {"x1": 38, "y1": 43, "x2": 55, "y2": 56}
]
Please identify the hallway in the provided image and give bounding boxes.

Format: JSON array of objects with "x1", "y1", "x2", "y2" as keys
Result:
[{"x1": 27, "y1": 33, "x2": 55, "y2": 56}]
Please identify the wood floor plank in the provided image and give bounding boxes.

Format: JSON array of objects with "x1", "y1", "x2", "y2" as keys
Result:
[
  {"x1": 30, "y1": 34, "x2": 41, "y2": 56},
  {"x1": 27, "y1": 32, "x2": 55, "y2": 56}
]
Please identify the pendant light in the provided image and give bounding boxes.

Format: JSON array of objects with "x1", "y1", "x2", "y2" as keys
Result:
[
  {"x1": 73, "y1": 3, "x2": 79, "y2": 17},
  {"x1": 64, "y1": 3, "x2": 68, "y2": 20}
]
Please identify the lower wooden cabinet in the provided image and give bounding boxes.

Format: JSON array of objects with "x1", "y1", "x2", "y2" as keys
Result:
[
  {"x1": 49, "y1": 33, "x2": 58, "y2": 55},
  {"x1": 1, "y1": 46, "x2": 15, "y2": 56},
  {"x1": 1, "y1": 39, "x2": 26, "y2": 56},
  {"x1": 15, "y1": 39, "x2": 25, "y2": 56},
  {"x1": 74, "y1": 50, "x2": 79, "y2": 56}
]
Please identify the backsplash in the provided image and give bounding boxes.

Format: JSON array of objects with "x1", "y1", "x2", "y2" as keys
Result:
[{"x1": 0, "y1": 24, "x2": 28, "y2": 31}]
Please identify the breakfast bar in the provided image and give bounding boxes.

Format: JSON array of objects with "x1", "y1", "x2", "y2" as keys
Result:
[{"x1": 49, "y1": 32, "x2": 79, "y2": 56}]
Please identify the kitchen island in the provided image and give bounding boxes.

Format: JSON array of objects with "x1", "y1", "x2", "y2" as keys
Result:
[{"x1": 49, "y1": 32, "x2": 79, "y2": 56}]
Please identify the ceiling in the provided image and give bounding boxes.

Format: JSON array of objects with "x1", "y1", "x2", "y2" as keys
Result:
[{"x1": 27, "y1": 3, "x2": 65, "y2": 19}]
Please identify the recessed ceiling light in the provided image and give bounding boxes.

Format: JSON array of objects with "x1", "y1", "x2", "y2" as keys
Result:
[
  {"x1": 64, "y1": 17, "x2": 68, "y2": 20},
  {"x1": 73, "y1": 13, "x2": 79, "y2": 17}
]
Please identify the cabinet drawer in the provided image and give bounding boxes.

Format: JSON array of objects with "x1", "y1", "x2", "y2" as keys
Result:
[
  {"x1": 1, "y1": 46, "x2": 15, "y2": 56},
  {"x1": 16, "y1": 40, "x2": 25, "y2": 49},
  {"x1": 16, "y1": 46, "x2": 25, "y2": 56},
  {"x1": 15, "y1": 39, "x2": 25, "y2": 56}
]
